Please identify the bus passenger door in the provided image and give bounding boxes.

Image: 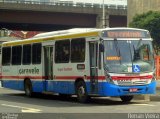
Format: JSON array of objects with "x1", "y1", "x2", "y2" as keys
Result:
[
  {"x1": 44, "y1": 46, "x2": 53, "y2": 80},
  {"x1": 43, "y1": 46, "x2": 54, "y2": 90},
  {"x1": 89, "y1": 42, "x2": 98, "y2": 94}
]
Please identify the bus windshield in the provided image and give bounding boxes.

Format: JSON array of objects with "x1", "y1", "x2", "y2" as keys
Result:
[{"x1": 104, "y1": 40, "x2": 154, "y2": 73}]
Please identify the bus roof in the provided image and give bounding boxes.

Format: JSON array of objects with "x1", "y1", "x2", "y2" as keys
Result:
[
  {"x1": 34, "y1": 28, "x2": 97, "y2": 38},
  {"x1": 34, "y1": 27, "x2": 149, "y2": 38},
  {"x1": 2, "y1": 28, "x2": 101, "y2": 47},
  {"x1": 2, "y1": 27, "x2": 149, "y2": 47}
]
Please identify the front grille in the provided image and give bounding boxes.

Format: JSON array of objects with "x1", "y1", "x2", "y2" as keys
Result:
[
  {"x1": 117, "y1": 81, "x2": 132, "y2": 85},
  {"x1": 116, "y1": 80, "x2": 148, "y2": 86},
  {"x1": 132, "y1": 81, "x2": 148, "y2": 85}
]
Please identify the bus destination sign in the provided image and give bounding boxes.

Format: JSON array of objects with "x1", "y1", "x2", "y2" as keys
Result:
[{"x1": 102, "y1": 30, "x2": 150, "y2": 38}]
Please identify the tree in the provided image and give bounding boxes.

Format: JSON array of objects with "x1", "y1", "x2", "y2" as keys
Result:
[{"x1": 129, "y1": 11, "x2": 160, "y2": 55}]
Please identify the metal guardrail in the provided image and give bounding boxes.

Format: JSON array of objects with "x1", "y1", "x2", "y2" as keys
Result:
[{"x1": 0, "y1": 0, "x2": 127, "y2": 9}]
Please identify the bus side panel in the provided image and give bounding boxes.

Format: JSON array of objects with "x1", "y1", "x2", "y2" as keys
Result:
[
  {"x1": 19, "y1": 65, "x2": 45, "y2": 93},
  {"x1": 2, "y1": 79, "x2": 24, "y2": 91},
  {"x1": 85, "y1": 80, "x2": 105, "y2": 95},
  {"x1": 31, "y1": 80, "x2": 45, "y2": 93},
  {"x1": 67, "y1": 81, "x2": 76, "y2": 94},
  {"x1": 44, "y1": 80, "x2": 75, "y2": 94},
  {"x1": 52, "y1": 63, "x2": 89, "y2": 94},
  {"x1": 2, "y1": 65, "x2": 24, "y2": 90}
]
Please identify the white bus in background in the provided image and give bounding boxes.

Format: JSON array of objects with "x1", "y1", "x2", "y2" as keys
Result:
[{"x1": 1, "y1": 27, "x2": 156, "y2": 103}]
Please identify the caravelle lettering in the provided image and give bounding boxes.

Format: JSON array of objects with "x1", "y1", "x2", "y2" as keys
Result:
[{"x1": 19, "y1": 67, "x2": 39, "y2": 74}]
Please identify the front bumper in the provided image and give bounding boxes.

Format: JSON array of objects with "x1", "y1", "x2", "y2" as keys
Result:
[{"x1": 100, "y1": 81, "x2": 156, "y2": 96}]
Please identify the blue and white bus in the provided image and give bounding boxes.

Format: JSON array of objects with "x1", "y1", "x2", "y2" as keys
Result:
[{"x1": 1, "y1": 28, "x2": 156, "y2": 103}]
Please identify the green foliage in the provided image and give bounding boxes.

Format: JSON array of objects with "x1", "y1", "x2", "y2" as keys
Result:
[{"x1": 129, "y1": 11, "x2": 160, "y2": 54}]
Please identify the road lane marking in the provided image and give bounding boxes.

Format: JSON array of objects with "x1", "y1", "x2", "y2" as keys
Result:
[
  {"x1": 21, "y1": 108, "x2": 41, "y2": 113},
  {"x1": 130, "y1": 103, "x2": 155, "y2": 106},
  {"x1": 1, "y1": 104, "x2": 42, "y2": 113}
]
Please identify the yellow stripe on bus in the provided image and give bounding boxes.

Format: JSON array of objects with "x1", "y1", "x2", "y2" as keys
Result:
[{"x1": 2, "y1": 31, "x2": 99, "y2": 47}]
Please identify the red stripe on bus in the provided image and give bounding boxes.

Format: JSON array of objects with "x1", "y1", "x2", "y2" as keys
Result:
[
  {"x1": 1, "y1": 75, "x2": 153, "y2": 81},
  {"x1": 111, "y1": 75, "x2": 153, "y2": 80}
]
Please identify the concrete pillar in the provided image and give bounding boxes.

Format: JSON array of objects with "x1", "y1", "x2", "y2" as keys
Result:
[
  {"x1": 105, "y1": 13, "x2": 109, "y2": 28},
  {"x1": 144, "y1": 95, "x2": 151, "y2": 101},
  {"x1": 96, "y1": 14, "x2": 102, "y2": 28},
  {"x1": 96, "y1": 12, "x2": 109, "y2": 28}
]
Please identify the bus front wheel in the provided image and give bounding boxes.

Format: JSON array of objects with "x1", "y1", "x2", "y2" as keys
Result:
[
  {"x1": 24, "y1": 80, "x2": 33, "y2": 97},
  {"x1": 76, "y1": 81, "x2": 89, "y2": 103},
  {"x1": 120, "y1": 95, "x2": 133, "y2": 102}
]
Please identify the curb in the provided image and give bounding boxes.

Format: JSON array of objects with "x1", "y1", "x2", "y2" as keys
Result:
[
  {"x1": 150, "y1": 95, "x2": 160, "y2": 101},
  {"x1": 150, "y1": 89, "x2": 160, "y2": 101},
  {"x1": 134, "y1": 94, "x2": 160, "y2": 102}
]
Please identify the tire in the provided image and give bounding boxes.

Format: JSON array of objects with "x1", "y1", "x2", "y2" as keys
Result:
[
  {"x1": 76, "y1": 81, "x2": 89, "y2": 103},
  {"x1": 120, "y1": 95, "x2": 133, "y2": 102},
  {"x1": 24, "y1": 80, "x2": 33, "y2": 97}
]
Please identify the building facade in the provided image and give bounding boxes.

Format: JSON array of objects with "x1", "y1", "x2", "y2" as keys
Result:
[{"x1": 127, "y1": 0, "x2": 160, "y2": 25}]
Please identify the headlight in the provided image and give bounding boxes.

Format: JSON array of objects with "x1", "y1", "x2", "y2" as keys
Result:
[{"x1": 105, "y1": 74, "x2": 114, "y2": 84}]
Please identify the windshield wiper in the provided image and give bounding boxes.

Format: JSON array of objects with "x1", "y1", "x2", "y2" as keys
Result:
[
  {"x1": 128, "y1": 41, "x2": 133, "y2": 72},
  {"x1": 114, "y1": 38, "x2": 122, "y2": 64},
  {"x1": 133, "y1": 44, "x2": 141, "y2": 61}
]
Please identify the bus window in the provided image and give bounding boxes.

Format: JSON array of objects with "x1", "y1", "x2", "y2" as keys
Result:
[
  {"x1": 2, "y1": 47, "x2": 11, "y2": 66},
  {"x1": 55, "y1": 40, "x2": 70, "y2": 63},
  {"x1": 23, "y1": 44, "x2": 31, "y2": 65},
  {"x1": 141, "y1": 44, "x2": 150, "y2": 61},
  {"x1": 32, "y1": 43, "x2": 42, "y2": 64},
  {"x1": 12, "y1": 46, "x2": 22, "y2": 65},
  {"x1": 71, "y1": 38, "x2": 85, "y2": 63}
]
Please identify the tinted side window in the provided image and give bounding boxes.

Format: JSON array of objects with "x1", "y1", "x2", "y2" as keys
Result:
[
  {"x1": 23, "y1": 44, "x2": 31, "y2": 65},
  {"x1": 2, "y1": 47, "x2": 11, "y2": 66},
  {"x1": 55, "y1": 40, "x2": 70, "y2": 63},
  {"x1": 71, "y1": 38, "x2": 85, "y2": 62},
  {"x1": 12, "y1": 46, "x2": 22, "y2": 65},
  {"x1": 32, "y1": 43, "x2": 41, "y2": 64}
]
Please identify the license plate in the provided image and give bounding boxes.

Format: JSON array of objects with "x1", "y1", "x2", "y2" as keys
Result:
[{"x1": 129, "y1": 88, "x2": 138, "y2": 92}]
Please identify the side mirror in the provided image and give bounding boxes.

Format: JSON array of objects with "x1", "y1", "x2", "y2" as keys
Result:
[{"x1": 99, "y1": 44, "x2": 104, "y2": 52}]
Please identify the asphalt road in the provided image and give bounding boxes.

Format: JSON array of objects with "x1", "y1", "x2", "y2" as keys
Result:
[{"x1": 0, "y1": 88, "x2": 160, "y2": 119}]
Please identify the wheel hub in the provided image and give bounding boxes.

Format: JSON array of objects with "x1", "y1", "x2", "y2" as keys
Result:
[{"x1": 78, "y1": 86, "x2": 85, "y2": 97}]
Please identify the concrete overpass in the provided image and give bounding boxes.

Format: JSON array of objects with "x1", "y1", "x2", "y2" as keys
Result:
[{"x1": 0, "y1": 0, "x2": 127, "y2": 31}]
